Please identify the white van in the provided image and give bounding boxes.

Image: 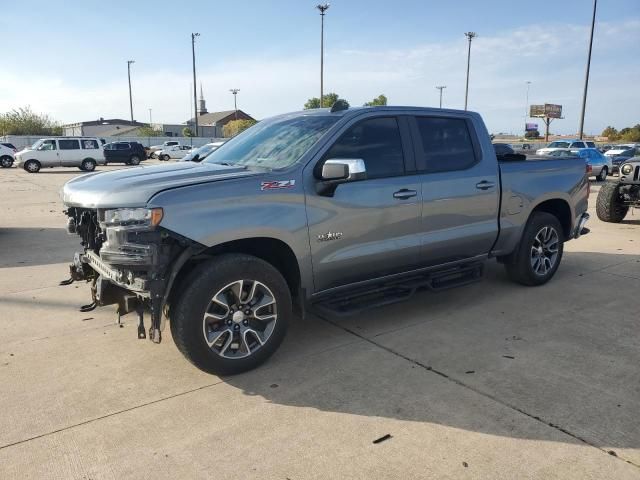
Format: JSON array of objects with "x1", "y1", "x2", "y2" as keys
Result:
[{"x1": 15, "y1": 137, "x2": 105, "y2": 173}]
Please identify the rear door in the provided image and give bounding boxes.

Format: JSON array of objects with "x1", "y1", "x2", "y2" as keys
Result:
[
  {"x1": 115, "y1": 142, "x2": 130, "y2": 162},
  {"x1": 410, "y1": 114, "x2": 500, "y2": 265},
  {"x1": 305, "y1": 115, "x2": 423, "y2": 292}
]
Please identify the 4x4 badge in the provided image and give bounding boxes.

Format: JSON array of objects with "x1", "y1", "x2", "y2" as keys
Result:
[{"x1": 261, "y1": 180, "x2": 295, "y2": 191}]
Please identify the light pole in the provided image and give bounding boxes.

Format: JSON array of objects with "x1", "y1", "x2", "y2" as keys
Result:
[
  {"x1": 525, "y1": 80, "x2": 531, "y2": 130},
  {"x1": 127, "y1": 60, "x2": 135, "y2": 122},
  {"x1": 435, "y1": 86, "x2": 447, "y2": 108},
  {"x1": 316, "y1": 3, "x2": 330, "y2": 108},
  {"x1": 464, "y1": 32, "x2": 476, "y2": 111},
  {"x1": 191, "y1": 32, "x2": 200, "y2": 136},
  {"x1": 148, "y1": 108, "x2": 152, "y2": 125},
  {"x1": 230, "y1": 89, "x2": 240, "y2": 120},
  {"x1": 578, "y1": 0, "x2": 597, "y2": 140}
]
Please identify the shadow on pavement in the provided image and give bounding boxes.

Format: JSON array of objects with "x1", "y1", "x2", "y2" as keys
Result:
[
  {"x1": 223, "y1": 251, "x2": 640, "y2": 457},
  {"x1": 0, "y1": 227, "x2": 76, "y2": 268}
]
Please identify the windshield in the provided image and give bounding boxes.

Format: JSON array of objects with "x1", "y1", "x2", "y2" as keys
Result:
[
  {"x1": 204, "y1": 115, "x2": 339, "y2": 169},
  {"x1": 548, "y1": 141, "x2": 570, "y2": 148},
  {"x1": 30, "y1": 140, "x2": 43, "y2": 150}
]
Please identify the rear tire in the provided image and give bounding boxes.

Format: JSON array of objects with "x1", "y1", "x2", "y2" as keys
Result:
[
  {"x1": 23, "y1": 160, "x2": 40, "y2": 173},
  {"x1": 596, "y1": 181, "x2": 628, "y2": 223},
  {"x1": 128, "y1": 155, "x2": 141, "y2": 166},
  {"x1": 170, "y1": 254, "x2": 291, "y2": 375},
  {"x1": 504, "y1": 212, "x2": 564, "y2": 286},
  {"x1": 1, "y1": 155, "x2": 13, "y2": 168},
  {"x1": 80, "y1": 159, "x2": 96, "y2": 171},
  {"x1": 597, "y1": 166, "x2": 608, "y2": 181}
]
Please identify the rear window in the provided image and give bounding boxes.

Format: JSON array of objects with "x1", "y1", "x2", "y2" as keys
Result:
[
  {"x1": 415, "y1": 117, "x2": 477, "y2": 172},
  {"x1": 59, "y1": 139, "x2": 80, "y2": 150},
  {"x1": 81, "y1": 139, "x2": 99, "y2": 149}
]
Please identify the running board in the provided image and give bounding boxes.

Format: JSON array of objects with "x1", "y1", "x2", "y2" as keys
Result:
[{"x1": 312, "y1": 262, "x2": 484, "y2": 317}]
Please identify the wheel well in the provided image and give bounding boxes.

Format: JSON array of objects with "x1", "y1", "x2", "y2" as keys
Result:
[
  {"x1": 173, "y1": 237, "x2": 301, "y2": 300},
  {"x1": 532, "y1": 199, "x2": 572, "y2": 238},
  {"x1": 83, "y1": 158, "x2": 96, "y2": 162}
]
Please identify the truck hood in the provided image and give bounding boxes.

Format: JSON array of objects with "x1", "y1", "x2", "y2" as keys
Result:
[{"x1": 62, "y1": 162, "x2": 259, "y2": 208}]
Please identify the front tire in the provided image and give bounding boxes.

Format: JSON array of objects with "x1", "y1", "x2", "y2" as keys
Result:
[
  {"x1": 0, "y1": 155, "x2": 13, "y2": 168},
  {"x1": 170, "y1": 254, "x2": 291, "y2": 375},
  {"x1": 504, "y1": 212, "x2": 564, "y2": 286},
  {"x1": 596, "y1": 181, "x2": 628, "y2": 223},
  {"x1": 160, "y1": 154, "x2": 169, "y2": 161},
  {"x1": 23, "y1": 160, "x2": 41, "y2": 173},
  {"x1": 597, "y1": 166, "x2": 608, "y2": 181}
]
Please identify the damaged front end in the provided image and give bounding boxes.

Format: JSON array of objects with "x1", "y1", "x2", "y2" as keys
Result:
[{"x1": 62, "y1": 206, "x2": 201, "y2": 343}]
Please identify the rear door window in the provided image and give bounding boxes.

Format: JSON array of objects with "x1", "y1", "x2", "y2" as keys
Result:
[
  {"x1": 586, "y1": 142, "x2": 596, "y2": 148},
  {"x1": 570, "y1": 142, "x2": 585, "y2": 148},
  {"x1": 115, "y1": 143, "x2": 129, "y2": 150},
  {"x1": 414, "y1": 117, "x2": 477, "y2": 172},
  {"x1": 58, "y1": 139, "x2": 80, "y2": 150}
]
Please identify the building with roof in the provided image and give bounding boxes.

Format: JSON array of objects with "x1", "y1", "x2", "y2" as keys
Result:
[{"x1": 62, "y1": 118, "x2": 148, "y2": 137}]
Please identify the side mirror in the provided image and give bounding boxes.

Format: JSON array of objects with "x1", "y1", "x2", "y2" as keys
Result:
[
  {"x1": 321, "y1": 159, "x2": 366, "y2": 182},
  {"x1": 317, "y1": 159, "x2": 367, "y2": 196}
]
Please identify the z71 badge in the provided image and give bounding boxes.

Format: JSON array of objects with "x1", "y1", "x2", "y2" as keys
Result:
[{"x1": 261, "y1": 180, "x2": 296, "y2": 191}]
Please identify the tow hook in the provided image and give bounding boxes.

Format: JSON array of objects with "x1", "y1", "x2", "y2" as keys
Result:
[{"x1": 137, "y1": 306, "x2": 146, "y2": 339}]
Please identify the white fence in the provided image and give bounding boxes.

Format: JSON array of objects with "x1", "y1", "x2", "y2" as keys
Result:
[{"x1": 0, "y1": 135, "x2": 225, "y2": 150}]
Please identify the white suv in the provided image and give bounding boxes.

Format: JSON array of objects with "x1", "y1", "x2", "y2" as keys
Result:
[
  {"x1": 536, "y1": 139, "x2": 596, "y2": 156},
  {"x1": 15, "y1": 137, "x2": 105, "y2": 173},
  {"x1": 0, "y1": 143, "x2": 15, "y2": 168}
]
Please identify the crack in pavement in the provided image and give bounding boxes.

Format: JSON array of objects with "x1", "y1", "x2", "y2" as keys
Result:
[{"x1": 316, "y1": 313, "x2": 640, "y2": 470}]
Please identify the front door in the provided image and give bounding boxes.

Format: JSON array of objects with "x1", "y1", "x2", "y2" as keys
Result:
[
  {"x1": 305, "y1": 116, "x2": 423, "y2": 292},
  {"x1": 36, "y1": 139, "x2": 60, "y2": 166},
  {"x1": 410, "y1": 115, "x2": 500, "y2": 265}
]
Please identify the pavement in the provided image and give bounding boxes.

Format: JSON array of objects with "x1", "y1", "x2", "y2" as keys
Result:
[{"x1": 1, "y1": 161, "x2": 639, "y2": 479}]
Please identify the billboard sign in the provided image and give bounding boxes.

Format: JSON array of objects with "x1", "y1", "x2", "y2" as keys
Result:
[
  {"x1": 525, "y1": 123, "x2": 539, "y2": 131},
  {"x1": 530, "y1": 104, "x2": 563, "y2": 118}
]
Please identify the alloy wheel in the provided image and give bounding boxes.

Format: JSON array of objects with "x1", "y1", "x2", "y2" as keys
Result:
[
  {"x1": 202, "y1": 279, "x2": 277, "y2": 359},
  {"x1": 530, "y1": 226, "x2": 559, "y2": 276}
]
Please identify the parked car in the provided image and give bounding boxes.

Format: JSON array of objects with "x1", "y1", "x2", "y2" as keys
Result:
[
  {"x1": 103, "y1": 142, "x2": 146, "y2": 165},
  {"x1": 1, "y1": 142, "x2": 17, "y2": 151},
  {"x1": 148, "y1": 141, "x2": 180, "y2": 158},
  {"x1": 157, "y1": 145, "x2": 193, "y2": 161},
  {"x1": 180, "y1": 141, "x2": 225, "y2": 162},
  {"x1": 604, "y1": 146, "x2": 637, "y2": 173},
  {"x1": 492, "y1": 143, "x2": 514, "y2": 156},
  {"x1": 596, "y1": 158, "x2": 640, "y2": 223},
  {"x1": 536, "y1": 139, "x2": 596, "y2": 156},
  {"x1": 573, "y1": 148, "x2": 612, "y2": 181},
  {"x1": 15, "y1": 137, "x2": 105, "y2": 173},
  {"x1": 60, "y1": 106, "x2": 589, "y2": 375},
  {"x1": 0, "y1": 143, "x2": 15, "y2": 168}
]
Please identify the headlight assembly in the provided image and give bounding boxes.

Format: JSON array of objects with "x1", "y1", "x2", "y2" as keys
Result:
[
  {"x1": 621, "y1": 164, "x2": 633, "y2": 175},
  {"x1": 102, "y1": 207, "x2": 163, "y2": 227}
]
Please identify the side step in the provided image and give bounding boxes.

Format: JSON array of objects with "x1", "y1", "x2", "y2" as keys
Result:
[{"x1": 312, "y1": 262, "x2": 484, "y2": 317}]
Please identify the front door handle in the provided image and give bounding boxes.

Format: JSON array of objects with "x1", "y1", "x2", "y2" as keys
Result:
[
  {"x1": 393, "y1": 189, "x2": 418, "y2": 199},
  {"x1": 475, "y1": 181, "x2": 496, "y2": 190}
]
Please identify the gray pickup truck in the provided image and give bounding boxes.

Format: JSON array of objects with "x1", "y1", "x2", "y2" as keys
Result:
[{"x1": 60, "y1": 105, "x2": 590, "y2": 375}]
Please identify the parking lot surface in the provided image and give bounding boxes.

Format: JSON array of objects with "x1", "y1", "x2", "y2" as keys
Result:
[{"x1": 1, "y1": 163, "x2": 639, "y2": 479}]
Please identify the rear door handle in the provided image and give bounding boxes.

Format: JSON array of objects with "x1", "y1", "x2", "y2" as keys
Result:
[
  {"x1": 393, "y1": 189, "x2": 418, "y2": 199},
  {"x1": 475, "y1": 181, "x2": 496, "y2": 190}
]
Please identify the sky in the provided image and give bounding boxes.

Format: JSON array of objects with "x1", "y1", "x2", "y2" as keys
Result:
[{"x1": 0, "y1": 0, "x2": 638, "y2": 135}]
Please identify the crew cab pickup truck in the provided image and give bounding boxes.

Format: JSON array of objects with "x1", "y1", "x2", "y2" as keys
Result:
[{"x1": 60, "y1": 105, "x2": 590, "y2": 375}]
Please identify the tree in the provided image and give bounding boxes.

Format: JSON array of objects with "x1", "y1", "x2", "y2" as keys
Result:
[
  {"x1": 303, "y1": 93, "x2": 348, "y2": 110},
  {"x1": 364, "y1": 94, "x2": 387, "y2": 107},
  {"x1": 223, "y1": 119, "x2": 257, "y2": 138},
  {"x1": 619, "y1": 124, "x2": 640, "y2": 142},
  {"x1": 601, "y1": 126, "x2": 618, "y2": 140},
  {"x1": 182, "y1": 127, "x2": 194, "y2": 137},
  {"x1": 137, "y1": 125, "x2": 164, "y2": 137},
  {"x1": 0, "y1": 106, "x2": 62, "y2": 135}
]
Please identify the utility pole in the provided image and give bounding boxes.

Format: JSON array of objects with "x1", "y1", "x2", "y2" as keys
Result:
[
  {"x1": 524, "y1": 81, "x2": 531, "y2": 132},
  {"x1": 127, "y1": 60, "x2": 135, "y2": 122},
  {"x1": 578, "y1": 0, "x2": 597, "y2": 140},
  {"x1": 464, "y1": 32, "x2": 476, "y2": 111},
  {"x1": 230, "y1": 89, "x2": 240, "y2": 120},
  {"x1": 191, "y1": 32, "x2": 200, "y2": 136},
  {"x1": 435, "y1": 86, "x2": 446, "y2": 108},
  {"x1": 316, "y1": 3, "x2": 330, "y2": 108},
  {"x1": 148, "y1": 108, "x2": 152, "y2": 125}
]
